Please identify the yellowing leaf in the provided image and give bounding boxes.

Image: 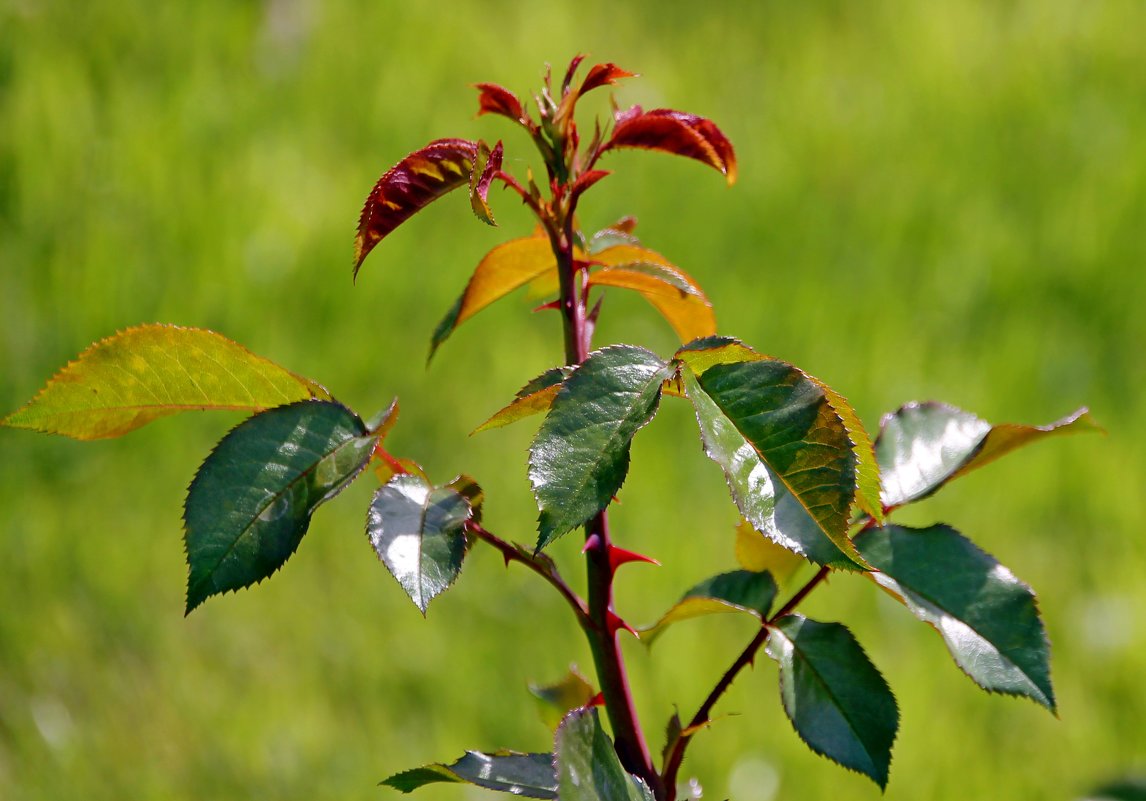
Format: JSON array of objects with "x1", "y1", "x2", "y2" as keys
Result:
[
  {"x1": 529, "y1": 668, "x2": 597, "y2": 731},
  {"x1": 430, "y1": 235, "x2": 559, "y2": 357},
  {"x1": 734, "y1": 519, "x2": 806, "y2": 584},
  {"x1": 3, "y1": 325, "x2": 330, "y2": 440}
]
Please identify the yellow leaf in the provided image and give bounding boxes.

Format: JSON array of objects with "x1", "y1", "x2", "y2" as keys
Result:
[
  {"x1": 587, "y1": 249, "x2": 715, "y2": 342},
  {"x1": 3, "y1": 325, "x2": 330, "y2": 440},
  {"x1": 734, "y1": 518, "x2": 806, "y2": 584}
]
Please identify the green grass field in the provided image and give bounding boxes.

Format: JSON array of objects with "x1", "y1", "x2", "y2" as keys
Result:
[{"x1": 2, "y1": 2, "x2": 1143, "y2": 799}]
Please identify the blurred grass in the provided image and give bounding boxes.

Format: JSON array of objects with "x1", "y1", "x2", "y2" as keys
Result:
[{"x1": 1, "y1": 1, "x2": 1143, "y2": 799}]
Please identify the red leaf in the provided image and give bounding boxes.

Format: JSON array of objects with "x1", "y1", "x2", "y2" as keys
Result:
[
  {"x1": 579, "y1": 63, "x2": 637, "y2": 96},
  {"x1": 474, "y1": 83, "x2": 525, "y2": 124},
  {"x1": 354, "y1": 139, "x2": 478, "y2": 277},
  {"x1": 570, "y1": 169, "x2": 611, "y2": 199},
  {"x1": 469, "y1": 140, "x2": 504, "y2": 226},
  {"x1": 604, "y1": 107, "x2": 737, "y2": 185},
  {"x1": 562, "y1": 54, "x2": 587, "y2": 94}
]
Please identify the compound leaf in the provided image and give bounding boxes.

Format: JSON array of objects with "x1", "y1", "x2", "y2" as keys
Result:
[
  {"x1": 429, "y1": 234, "x2": 559, "y2": 358},
  {"x1": 184, "y1": 400, "x2": 378, "y2": 613},
  {"x1": 473, "y1": 366, "x2": 571, "y2": 434},
  {"x1": 382, "y1": 751, "x2": 556, "y2": 798},
  {"x1": 766, "y1": 615, "x2": 898, "y2": 788},
  {"x1": 3, "y1": 325, "x2": 330, "y2": 440},
  {"x1": 529, "y1": 346, "x2": 671, "y2": 550},
  {"x1": 877, "y1": 402, "x2": 1097, "y2": 508},
  {"x1": 604, "y1": 106, "x2": 736, "y2": 185},
  {"x1": 677, "y1": 346, "x2": 863, "y2": 569},
  {"x1": 354, "y1": 138, "x2": 478, "y2": 277},
  {"x1": 857, "y1": 524, "x2": 1055, "y2": 710},
  {"x1": 555, "y1": 708, "x2": 655, "y2": 801},
  {"x1": 640, "y1": 570, "x2": 777, "y2": 644},
  {"x1": 367, "y1": 474, "x2": 475, "y2": 615}
]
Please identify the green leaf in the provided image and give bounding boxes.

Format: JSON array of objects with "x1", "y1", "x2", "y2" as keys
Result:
[
  {"x1": 640, "y1": 570, "x2": 777, "y2": 644},
  {"x1": 678, "y1": 355, "x2": 864, "y2": 569},
  {"x1": 529, "y1": 346, "x2": 672, "y2": 550},
  {"x1": 766, "y1": 615, "x2": 898, "y2": 789},
  {"x1": 876, "y1": 402, "x2": 1098, "y2": 508},
  {"x1": 382, "y1": 751, "x2": 557, "y2": 798},
  {"x1": 472, "y1": 366, "x2": 571, "y2": 434},
  {"x1": 367, "y1": 474, "x2": 474, "y2": 615},
  {"x1": 812, "y1": 380, "x2": 882, "y2": 522},
  {"x1": 429, "y1": 234, "x2": 560, "y2": 359},
  {"x1": 183, "y1": 400, "x2": 377, "y2": 613},
  {"x1": 555, "y1": 708, "x2": 655, "y2": 801},
  {"x1": 734, "y1": 518, "x2": 806, "y2": 585},
  {"x1": 530, "y1": 668, "x2": 597, "y2": 730},
  {"x1": 857, "y1": 524, "x2": 1055, "y2": 710},
  {"x1": 3, "y1": 325, "x2": 330, "y2": 440}
]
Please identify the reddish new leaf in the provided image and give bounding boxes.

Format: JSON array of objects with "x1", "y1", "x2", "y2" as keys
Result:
[
  {"x1": 354, "y1": 138, "x2": 478, "y2": 278},
  {"x1": 474, "y1": 83, "x2": 526, "y2": 124},
  {"x1": 580, "y1": 63, "x2": 637, "y2": 96},
  {"x1": 470, "y1": 141, "x2": 504, "y2": 226},
  {"x1": 604, "y1": 107, "x2": 737, "y2": 185}
]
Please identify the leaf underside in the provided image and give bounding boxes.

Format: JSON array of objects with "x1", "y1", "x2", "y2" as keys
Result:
[
  {"x1": 473, "y1": 366, "x2": 571, "y2": 434},
  {"x1": 678, "y1": 351, "x2": 862, "y2": 569},
  {"x1": 858, "y1": 524, "x2": 1055, "y2": 710},
  {"x1": 555, "y1": 708, "x2": 655, "y2": 801},
  {"x1": 183, "y1": 400, "x2": 377, "y2": 613},
  {"x1": 876, "y1": 401, "x2": 1097, "y2": 508},
  {"x1": 382, "y1": 751, "x2": 557, "y2": 798},
  {"x1": 640, "y1": 569, "x2": 777, "y2": 644},
  {"x1": 354, "y1": 138, "x2": 477, "y2": 277},
  {"x1": 529, "y1": 346, "x2": 672, "y2": 550},
  {"x1": 3, "y1": 325, "x2": 329, "y2": 440},
  {"x1": 367, "y1": 474, "x2": 473, "y2": 614},
  {"x1": 766, "y1": 615, "x2": 898, "y2": 788},
  {"x1": 734, "y1": 518, "x2": 806, "y2": 584},
  {"x1": 587, "y1": 251, "x2": 715, "y2": 343}
]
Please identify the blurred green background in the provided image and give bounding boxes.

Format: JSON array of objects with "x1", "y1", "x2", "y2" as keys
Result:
[{"x1": 2, "y1": 1, "x2": 1143, "y2": 799}]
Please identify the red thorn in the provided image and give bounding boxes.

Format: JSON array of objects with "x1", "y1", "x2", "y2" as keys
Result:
[
  {"x1": 606, "y1": 610, "x2": 638, "y2": 638},
  {"x1": 532, "y1": 299, "x2": 562, "y2": 313},
  {"x1": 582, "y1": 534, "x2": 603, "y2": 554},
  {"x1": 586, "y1": 692, "x2": 605, "y2": 708},
  {"x1": 502, "y1": 552, "x2": 512, "y2": 569},
  {"x1": 608, "y1": 544, "x2": 660, "y2": 571}
]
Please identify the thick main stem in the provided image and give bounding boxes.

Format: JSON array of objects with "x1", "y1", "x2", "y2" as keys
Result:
[{"x1": 549, "y1": 213, "x2": 660, "y2": 797}]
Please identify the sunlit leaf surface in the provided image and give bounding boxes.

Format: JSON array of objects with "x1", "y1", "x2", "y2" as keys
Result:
[
  {"x1": 472, "y1": 366, "x2": 571, "y2": 434},
  {"x1": 639, "y1": 569, "x2": 777, "y2": 644},
  {"x1": 555, "y1": 709, "x2": 655, "y2": 801},
  {"x1": 734, "y1": 518, "x2": 806, "y2": 584},
  {"x1": 183, "y1": 400, "x2": 377, "y2": 613},
  {"x1": 430, "y1": 234, "x2": 559, "y2": 358},
  {"x1": 677, "y1": 342, "x2": 863, "y2": 569},
  {"x1": 529, "y1": 346, "x2": 671, "y2": 550},
  {"x1": 858, "y1": 524, "x2": 1055, "y2": 710},
  {"x1": 766, "y1": 615, "x2": 898, "y2": 788},
  {"x1": 367, "y1": 474, "x2": 474, "y2": 614},
  {"x1": 604, "y1": 106, "x2": 737, "y2": 184},
  {"x1": 2, "y1": 325, "x2": 329, "y2": 440},
  {"x1": 876, "y1": 402, "x2": 1097, "y2": 508},
  {"x1": 383, "y1": 751, "x2": 556, "y2": 798},
  {"x1": 354, "y1": 138, "x2": 477, "y2": 277}
]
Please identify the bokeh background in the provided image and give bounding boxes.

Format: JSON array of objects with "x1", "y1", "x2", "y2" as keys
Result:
[{"x1": 1, "y1": 2, "x2": 1143, "y2": 799}]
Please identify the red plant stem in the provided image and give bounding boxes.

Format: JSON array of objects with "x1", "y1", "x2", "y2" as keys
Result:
[
  {"x1": 468, "y1": 523, "x2": 589, "y2": 625},
  {"x1": 660, "y1": 565, "x2": 831, "y2": 798},
  {"x1": 548, "y1": 208, "x2": 661, "y2": 797}
]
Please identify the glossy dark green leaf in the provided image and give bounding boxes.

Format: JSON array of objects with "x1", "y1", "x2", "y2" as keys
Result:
[
  {"x1": 184, "y1": 400, "x2": 378, "y2": 613},
  {"x1": 555, "y1": 708, "x2": 655, "y2": 801},
  {"x1": 367, "y1": 474, "x2": 474, "y2": 615},
  {"x1": 640, "y1": 570, "x2": 777, "y2": 644},
  {"x1": 876, "y1": 402, "x2": 1097, "y2": 508},
  {"x1": 382, "y1": 751, "x2": 557, "y2": 798},
  {"x1": 529, "y1": 346, "x2": 672, "y2": 550},
  {"x1": 857, "y1": 524, "x2": 1055, "y2": 710},
  {"x1": 766, "y1": 615, "x2": 898, "y2": 789},
  {"x1": 678, "y1": 356, "x2": 863, "y2": 569}
]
